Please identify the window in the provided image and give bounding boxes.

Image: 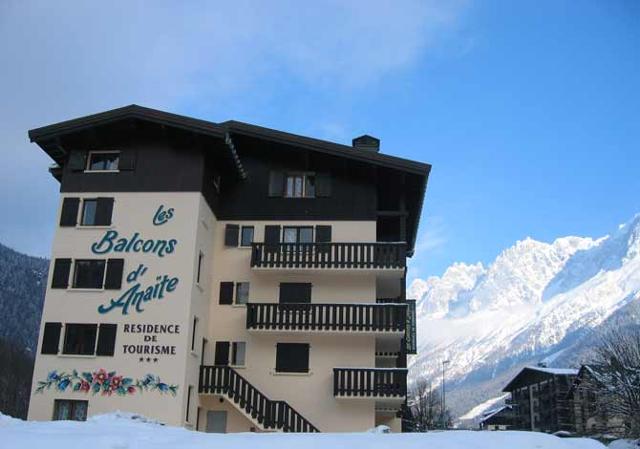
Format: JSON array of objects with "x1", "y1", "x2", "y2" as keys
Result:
[
  {"x1": 87, "y1": 151, "x2": 119, "y2": 171},
  {"x1": 275, "y1": 343, "x2": 310, "y2": 373},
  {"x1": 240, "y1": 226, "x2": 254, "y2": 247},
  {"x1": 191, "y1": 317, "x2": 198, "y2": 352},
  {"x1": 72, "y1": 260, "x2": 106, "y2": 289},
  {"x1": 214, "y1": 341, "x2": 246, "y2": 367},
  {"x1": 41, "y1": 322, "x2": 62, "y2": 355},
  {"x1": 231, "y1": 342, "x2": 246, "y2": 367},
  {"x1": 63, "y1": 324, "x2": 97, "y2": 355},
  {"x1": 61, "y1": 323, "x2": 116, "y2": 356},
  {"x1": 95, "y1": 324, "x2": 117, "y2": 356},
  {"x1": 235, "y1": 282, "x2": 250, "y2": 305},
  {"x1": 284, "y1": 173, "x2": 315, "y2": 198},
  {"x1": 283, "y1": 226, "x2": 313, "y2": 244},
  {"x1": 269, "y1": 171, "x2": 330, "y2": 198},
  {"x1": 60, "y1": 197, "x2": 113, "y2": 227},
  {"x1": 186, "y1": 385, "x2": 193, "y2": 423},
  {"x1": 68, "y1": 259, "x2": 123, "y2": 290},
  {"x1": 81, "y1": 199, "x2": 97, "y2": 225},
  {"x1": 80, "y1": 198, "x2": 114, "y2": 226},
  {"x1": 53, "y1": 400, "x2": 88, "y2": 421},
  {"x1": 196, "y1": 252, "x2": 204, "y2": 285}
]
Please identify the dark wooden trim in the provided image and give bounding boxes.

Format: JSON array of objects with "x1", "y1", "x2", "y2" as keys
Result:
[
  {"x1": 333, "y1": 368, "x2": 407, "y2": 398},
  {"x1": 246, "y1": 303, "x2": 406, "y2": 332},
  {"x1": 250, "y1": 242, "x2": 406, "y2": 269}
]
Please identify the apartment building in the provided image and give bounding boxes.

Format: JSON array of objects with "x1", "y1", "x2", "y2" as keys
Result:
[
  {"x1": 27, "y1": 105, "x2": 430, "y2": 433},
  {"x1": 503, "y1": 365, "x2": 578, "y2": 433}
]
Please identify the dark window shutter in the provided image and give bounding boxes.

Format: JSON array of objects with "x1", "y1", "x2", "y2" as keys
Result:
[
  {"x1": 315, "y1": 225, "x2": 332, "y2": 243},
  {"x1": 315, "y1": 173, "x2": 332, "y2": 197},
  {"x1": 279, "y1": 283, "x2": 312, "y2": 304},
  {"x1": 214, "y1": 341, "x2": 230, "y2": 365},
  {"x1": 68, "y1": 150, "x2": 87, "y2": 171},
  {"x1": 51, "y1": 259, "x2": 71, "y2": 289},
  {"x1": 268, "y1": 171, "x2": 284, "y2": 197},
  {"x1": 264, "y1": 225, "x2": 281, "y2": 245},
  {"x1": 41, "y1": 322, "x2": 62, "y2": 355},
  {"x1": 96, "y1": 324, "x2": 117, "y2": 356},
  {"x1": 224, "y1": 224, "x2": 239, "y2": 247},
  {"x1": 219, "y1": 282, "x2": 234, "y2": 305},
  {"x1": 94, "y1": 198, "x2": 114, "y2": 226},
  {"x1": 118, "y1": 150, "x2": 136, "y2": 171},
  {"x1": 59, "y1": 198, "x2": 79, "y2": 227},
  {"x1": 104, "y1": 259, "x2": 124, "y2": 290},
  {"x1": 276, "y1": 343, "x2": 309, "y2": 373}
]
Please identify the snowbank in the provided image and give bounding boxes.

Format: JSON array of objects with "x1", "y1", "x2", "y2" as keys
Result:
[{"x1": 0, "y1": 413, "x2": 606, "y2": 449}]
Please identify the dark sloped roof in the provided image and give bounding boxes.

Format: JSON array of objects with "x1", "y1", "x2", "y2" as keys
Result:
[
  {"x1": 29, "y1": 105, "x2": 431, "y2": 177},
  {"x1": 28, "y1": 104, "x2": 226, "y2": 144},
  {"x1": 503, "y1": 366, "x2": 579, "y2": 392}
]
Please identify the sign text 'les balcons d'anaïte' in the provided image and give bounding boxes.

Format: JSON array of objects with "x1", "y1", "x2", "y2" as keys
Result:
[{"x1": 92, "y1": 205, "x2": 180, "y2": 315}]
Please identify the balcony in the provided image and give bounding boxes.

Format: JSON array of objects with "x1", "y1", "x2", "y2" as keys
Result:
[
  {"x1": 333, "y1": 368, "x2": 407, "y2": 399},
  {"x1": 246, "y1": 303, "x2": 407, "y2": 334},
  {"x1": 250, "y1": 242, "x2": 406, "y2": 271}
]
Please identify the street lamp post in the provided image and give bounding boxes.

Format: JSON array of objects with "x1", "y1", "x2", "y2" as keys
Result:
[{"x1": 442, "y1": 360, "x2": 450, "y2": 430}]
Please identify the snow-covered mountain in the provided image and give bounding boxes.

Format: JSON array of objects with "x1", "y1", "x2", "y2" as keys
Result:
[{"x1": 408, "y1": 213, "x2": 640, "y2": 419}]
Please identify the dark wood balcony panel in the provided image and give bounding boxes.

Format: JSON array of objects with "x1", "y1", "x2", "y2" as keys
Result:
[
  {"x1": 246, "y1": 303, "x2": 407, "y2": 333},
  {"x1": 333, "y1": 368, "x2": 407, "y2": 398},
  {"x1": 250, "y1": 242, "x2": 406, "y2": 270}
]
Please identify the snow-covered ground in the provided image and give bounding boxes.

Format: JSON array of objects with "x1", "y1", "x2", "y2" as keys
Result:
[{"x1": 0, "y1": 412, "x2": 608, "y2": 449}]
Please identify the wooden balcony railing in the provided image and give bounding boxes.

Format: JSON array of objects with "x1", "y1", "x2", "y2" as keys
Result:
[
  {"x1": 199, "y1": 365, "x2": 319, "y2": 432},
  {"x1": 333, "y1": 368, "x2": 408, "y2": 398},
  {"x1": 250, "y1": 242, "x2": 406, "y2": 270},
  {"x1": 246, "y1": 303, "x2": 407, "y2": 332}
]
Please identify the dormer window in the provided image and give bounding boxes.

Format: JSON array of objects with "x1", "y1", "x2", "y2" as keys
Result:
[
  {"x1": 87, "y1": 151, "x2": 119, "y2": 172},
  {"x1": 284, "y1": 173, "x2": 315, "y2": 198}
]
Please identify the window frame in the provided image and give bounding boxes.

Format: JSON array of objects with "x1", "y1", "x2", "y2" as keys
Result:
[
  {"x1": 196, "y1": 251, "x2": 204, "y2": 285},
  {"x1": 53, "y1": 399, "x2": 88, "y2": 421},
  {"x1": 85, "y1": 150, "x2": 120, "y2": 172},
  {"x1": 283, "y1": 172, "x2": 315, "y2": 198},
  {"x1": 282, "y1": 226, "x2": 314, "y2": 244},
  {"x1": 62, "y1": 323, "x2": 98, "y2": 356},
  {"x1": 72, "y1": 259, "x2": 107, "y2": 290},
  {"x1": 190, "y1": 316, "x2": 198, "y2": 353},
  {"x1": 235, "y1": 282, "x2": 250, "y2": 305},
  {"x1": 240, "y1": 226, "x2": 254, "y2": 247},
  {"x1": 80, "y1": 198, "x2": 98, "y2": 226},
  {"x1": 230, "y1": 341, "x2": 246, "y2": 368}
]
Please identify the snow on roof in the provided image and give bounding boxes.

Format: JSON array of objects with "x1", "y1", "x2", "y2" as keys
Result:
[
  {"x1": 525, "y1": 366, "x2": 579, "y2": 376},
  {"x1": 479, "y1": 405, "x2": 512, "y2": 423}
]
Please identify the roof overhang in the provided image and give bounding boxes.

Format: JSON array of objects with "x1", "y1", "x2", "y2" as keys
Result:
[{"x1": 28, "y1": 105, "x2": 431, "y2": 254}]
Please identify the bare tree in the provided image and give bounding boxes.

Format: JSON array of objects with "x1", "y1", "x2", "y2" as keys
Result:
[
  {"x1": 409, "y1": 378, "x2": 448, "y2": 431},
  {"x1": 585, "y1": 327, "x2": 640, "y2": 438}
]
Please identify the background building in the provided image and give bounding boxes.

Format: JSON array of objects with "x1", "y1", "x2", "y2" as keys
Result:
[
  {"x1": 27, "y1": 105, "x2": 430, "y2": 433},
  {"x1": 502, "y1": 365, "x2": 577, "y2": 433}
]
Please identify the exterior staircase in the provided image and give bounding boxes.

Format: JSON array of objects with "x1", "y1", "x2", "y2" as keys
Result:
[{"x1": 199, "y1": 365, "x2": 319, "y2": 432}]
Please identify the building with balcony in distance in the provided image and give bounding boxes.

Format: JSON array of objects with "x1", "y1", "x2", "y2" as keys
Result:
[
  {"x1": 502, "y1": 365, "x2": 578, "y2": 433},
  {"x1": 27, "y1": 105, "x2": 430, "y2": 433},
  {"x1": 568, "y1": 365, "x2": 626, "y2": 438}
]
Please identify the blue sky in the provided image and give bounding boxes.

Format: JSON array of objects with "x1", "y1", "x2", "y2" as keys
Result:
[{"x1": 0, "y1": 0, "x2": 638, "y2": 283}]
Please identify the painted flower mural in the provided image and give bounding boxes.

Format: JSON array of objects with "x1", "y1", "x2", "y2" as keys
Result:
[{"x1": 35, "y1": 369, "x2": 178, "y2": 396}]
